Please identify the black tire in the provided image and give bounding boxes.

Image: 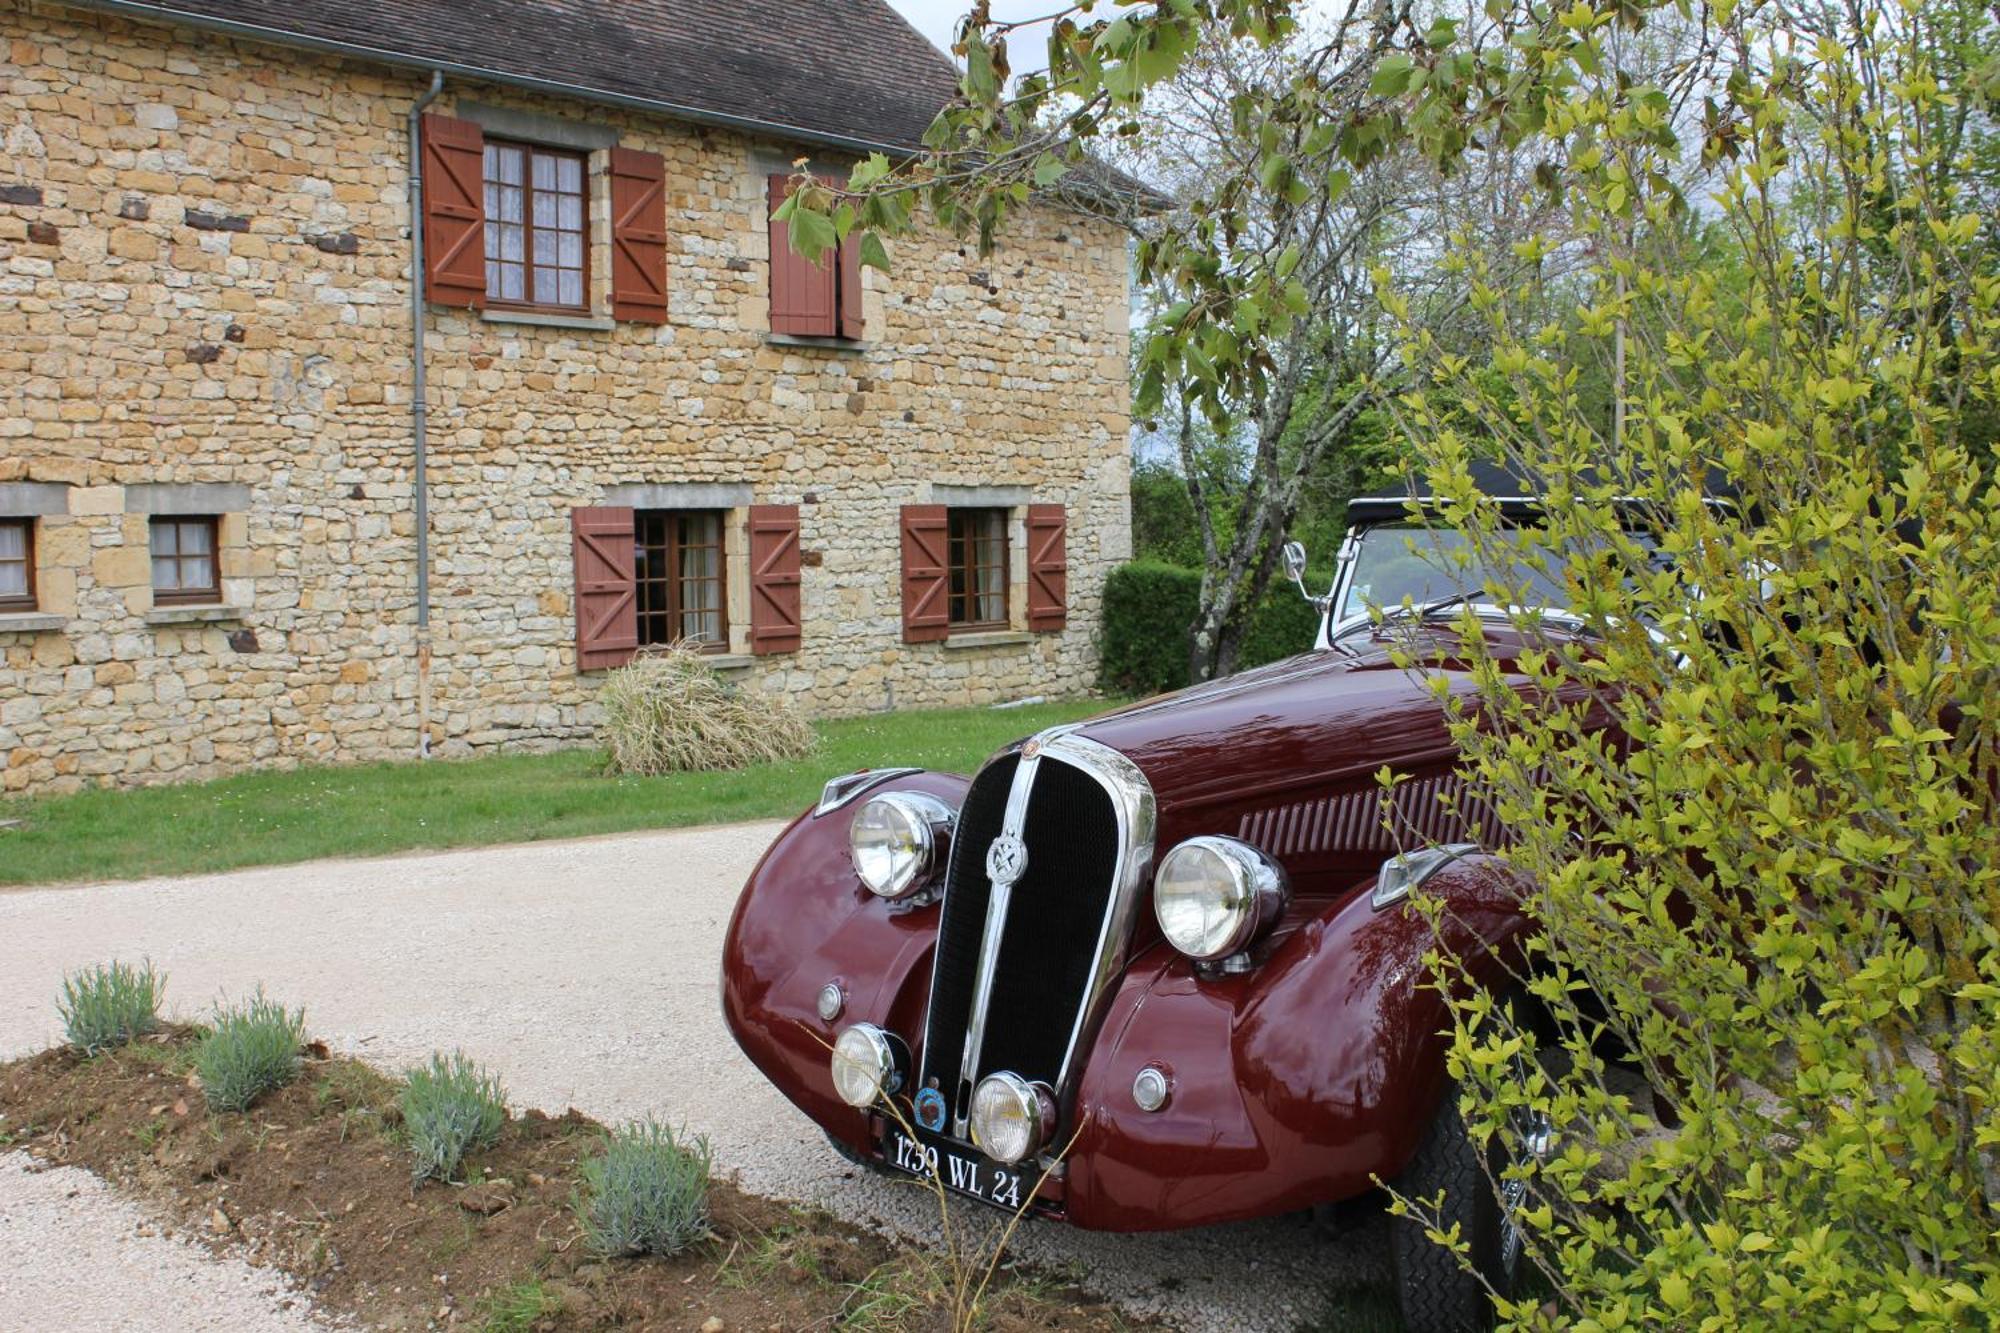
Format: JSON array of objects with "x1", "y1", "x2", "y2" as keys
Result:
[{"x1": 1389, "y1": 1086, "x2": 1519, "y2": 1333}]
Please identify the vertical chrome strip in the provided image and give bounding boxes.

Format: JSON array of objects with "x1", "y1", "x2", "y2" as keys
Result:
[
  {"x1": 950, "y1": 739, "x2": 1043, "y2": 1137},
  {"x1": 1040, "y1": 734, "x2": 1156, "y2": 1096}
]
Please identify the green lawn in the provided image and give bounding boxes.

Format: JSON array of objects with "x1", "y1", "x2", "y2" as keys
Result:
[{"x1": 0, "y1": 698, "x2": 1114, "y2": 888}]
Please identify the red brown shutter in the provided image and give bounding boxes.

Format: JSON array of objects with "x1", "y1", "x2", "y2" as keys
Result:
[
  {"x1": 767, "y1": 174, "x2": 837, "y2": 336},
  {"x1": 420, "y1": 113, "x2": 486, "y2": 308},
  {"x1": 900, "y1": 504, "x2": 950, "y2": 643},
  {"x1": 748, "y1": 504, "x2": 802, "y2": 655},
  {"x1": 571, "y1": 506, "x2": 637, "y2": 671},
  {"x1": 1026, "y1": 503, "x2": 1068, "y2": 631},
  {"x1": 609, "y1": 146, "x2": 668, "y2": 323},
  {"x1": 837, "y1": 231, "x2": 865, "y2": 340}
]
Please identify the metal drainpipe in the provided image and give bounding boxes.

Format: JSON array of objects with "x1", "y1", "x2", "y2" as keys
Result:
[{"x1": 407, "y1": 70, "x2": 443, "y2": 759}]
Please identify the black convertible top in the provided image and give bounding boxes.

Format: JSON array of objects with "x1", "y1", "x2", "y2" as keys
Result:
[{"x1": 1346, "y1": 458, "x2": 1740, "y2": 526}]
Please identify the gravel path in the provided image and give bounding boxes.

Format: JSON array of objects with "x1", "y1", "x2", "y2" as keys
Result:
[
  {"x1": 0, "y1": 1151, "x2": 337, "y2": 1332},
  {"x1": 0, "y1": 826, "x2": 1382, "y2": 1331}
]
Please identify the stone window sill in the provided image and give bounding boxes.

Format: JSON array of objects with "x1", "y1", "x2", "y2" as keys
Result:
[
  {"x1": 764, "y1": 333, "x2": 867, "y2": 354},
  {"x1": 482, "y1": 308, "x2": 617, "y2": 332},
  {"x1": 0, "y1": 611, "x2": 65, "y2": 634},
  {"x1": 705, "y1": 653, "x2": 755, "y2": 670},
  {"x1": 145, "y1": 604, "x2": 246, "y2": 626},
  {"x1": 942, "y1": 630, "x2": 1035, "y2": 651}
]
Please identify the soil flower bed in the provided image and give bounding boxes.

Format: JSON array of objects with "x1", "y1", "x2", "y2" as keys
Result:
[{"x1": 0, "y1": 1030, "x2": 1139, "y2": 1331}]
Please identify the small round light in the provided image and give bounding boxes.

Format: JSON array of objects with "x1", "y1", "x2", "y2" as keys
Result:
[
  {"x1": 849, "y1": 793, "x2": 952, "y2": 899},
  {"x1": 1132, "y1": 1065, "x2": 1170, "y2": 1113},
  {"x1": 830, "y1": 1023, "x2": 899, "y2": 1108},
  {"x1": 968, "y1": 1072, "x2": 1054, "y2": 1165},
  {"x1": 816, "y1": 982, "x2": 845, "y2": 1023},
  {"x1": 1153, "y1": 835, "x2": 1289, "y2": 962}
]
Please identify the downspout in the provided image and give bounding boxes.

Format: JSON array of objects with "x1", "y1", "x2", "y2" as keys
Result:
[{"x1": 407, "y1": 69, "x2": 443, "y2": 759}]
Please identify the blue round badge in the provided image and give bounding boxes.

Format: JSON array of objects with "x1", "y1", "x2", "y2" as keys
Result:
[{"x1": 914, "y1": 1086, "x2": 947, "y2": 1132}]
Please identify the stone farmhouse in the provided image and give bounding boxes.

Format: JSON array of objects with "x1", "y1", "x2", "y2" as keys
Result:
[{"x1": 0, "y1": 0, "x2": 1138, "y2": 793}]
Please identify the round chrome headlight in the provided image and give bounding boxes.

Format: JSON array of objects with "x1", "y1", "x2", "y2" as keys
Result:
[
  {"x1": 849, "y1": 792, "x2": 953, "y2": 899},
  {"x1": 1153, "y1": 835, "x2": 1289, "y2": 962},
  {"x1": 830, "y1": 1023, "x2": 901, "y2": 1108},
  {"x1": 968, "y1": 1072, "x2": 1055, "y2": 1165}
]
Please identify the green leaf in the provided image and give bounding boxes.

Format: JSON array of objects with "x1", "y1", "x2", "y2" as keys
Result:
[
  {"x1": 857, "y1": 231, "x2": 891, "y2": 273},
  {"x1": 781, "y1": 204, "x2": 836, "y2": 261},
  {"x1": 1032, "y1": 154, "x2": 1069, "y2": 188},
  {"x1": 1371, "y1": 55, "x2": 1416, "y2": 98}
]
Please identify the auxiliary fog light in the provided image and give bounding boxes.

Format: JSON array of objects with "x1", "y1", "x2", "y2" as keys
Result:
[
  {"x1": 830, "y1": 1023, "x2": 902, "y2": 1109},
  {"x1": 969, "y1": 1071, "x2": 1056, "y2": 1165}
]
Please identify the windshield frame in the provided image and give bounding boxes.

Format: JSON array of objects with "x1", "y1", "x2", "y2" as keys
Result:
[{"x1": 1323, "y1": 520, "x2": 1628, "y2": 647}]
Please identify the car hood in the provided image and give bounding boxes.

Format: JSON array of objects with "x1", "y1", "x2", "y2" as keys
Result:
[{"x1": 1073, "y1": 634, "x2": 1485, "y2": 818}]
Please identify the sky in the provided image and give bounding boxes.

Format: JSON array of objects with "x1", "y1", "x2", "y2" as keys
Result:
[{"x1": 882, "y1": 0, "x2": 1051, "y2": 75}]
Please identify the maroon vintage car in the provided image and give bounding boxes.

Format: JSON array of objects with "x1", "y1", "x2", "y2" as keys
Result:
[{"x1": 722, "y1": 482, "x2": 1613, "y2": 1330}]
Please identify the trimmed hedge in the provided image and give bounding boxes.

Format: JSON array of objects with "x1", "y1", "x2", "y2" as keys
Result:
[{"x1": 1099, "y1": 560, "x2": 1322, "y2": 696}]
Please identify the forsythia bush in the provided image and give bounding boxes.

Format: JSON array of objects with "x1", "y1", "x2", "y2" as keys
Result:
[{"x1": 1390, "y1": 3, "x2": 2000, "y2": 1328}]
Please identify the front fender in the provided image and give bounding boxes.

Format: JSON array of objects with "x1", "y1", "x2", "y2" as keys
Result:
[
  {"x1": 720, "y1": 772, "x2": 969, "y2": 1154},
  {"x1": 1063, "y1": 854, "x2": 1531, "y2": 1230}
]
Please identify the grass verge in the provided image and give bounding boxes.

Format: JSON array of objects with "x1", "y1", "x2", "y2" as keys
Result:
[
  {"x1": 0, "y1": 1030, "x2": 1141, "y2": 1332},
  {"x1": 0, "y1": 697, "x2": 1112, "y2": 887}
]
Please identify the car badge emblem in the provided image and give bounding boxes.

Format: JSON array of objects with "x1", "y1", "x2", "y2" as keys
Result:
[
  {"x1": 914, "y1": 1086, "x2": 947, "y2": 1132},
  {"x1": 1023, "y1": 738, "x2": 1042, "y2": 759},
  {"x1": 986, "y1": 833, "x2": 1028, "y2": 886}
]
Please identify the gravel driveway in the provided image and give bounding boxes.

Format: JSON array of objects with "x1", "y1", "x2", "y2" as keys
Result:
[{"x1": 0, "y1": 824, "x2": 1383, "y2": 1331}]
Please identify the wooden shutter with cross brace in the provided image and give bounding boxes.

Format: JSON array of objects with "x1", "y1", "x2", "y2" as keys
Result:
[
  {"x1": 767, "y1": 174, "x2": 837, "y2": 336},
  {"x1": 837, "y1": 231, "x2": 865, "y2": 341},
  {"x1": 609, "y1": 147, "x2": 668, "y2": 322},
  {"x1": 1026, "y1": 503, "x2": 1068, "y2": 631},
  {"x1": 420, "y1": 113, "x2": 486, "y2": 307},
  {"x1": 900, "y1": 505, "x2": 950, "y2": 643},
  {"x1": 572, "y1": 507, "x2": 637, "y2": 671},
  {"x1": 748, "y1": 505, "x2": 802, "y2": 655}
]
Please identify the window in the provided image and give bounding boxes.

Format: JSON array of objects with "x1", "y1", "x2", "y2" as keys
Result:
[
  {"x1": 947, "y1": 508, "x2": 1008, "y2": 628},
  {"x1": 634, "y1": 510, "x2": 726, "y2": 649},
  {"x1": 149, "y1": 516, "x2": 219, "y2": 605},
  {"x1": 0, "y1": 519, "x2": 32, "y2": 611},
  {"x1": 484, "y1": 141, "x2": 587, "y2": 310}
]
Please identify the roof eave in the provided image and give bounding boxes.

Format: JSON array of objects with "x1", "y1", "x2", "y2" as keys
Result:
[{"x1": 60, "y1": 0, "x2": 933, "y2": 159}]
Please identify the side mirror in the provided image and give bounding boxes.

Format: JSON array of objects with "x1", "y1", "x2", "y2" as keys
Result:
[{"x1": 1281, "y1": 540, "x2": 1308, "y2": 585}]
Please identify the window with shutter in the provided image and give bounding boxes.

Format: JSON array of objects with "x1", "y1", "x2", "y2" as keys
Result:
[
  {"x1": 572, "y1": 507, "x2": 638, "y2": 670},
  {"x1": 946, "y1": 508, "x2": 1009, "y2": 628},
  {"x1": 768, "y1": 174, "x2": 865, "y2": 340},
  {"x1": 634, "y1": 510, "x2": 726, "y2": 650},
  {"x1": 609, "y1": 147, "x2": 668, "y2": 322},
  {"x1": 748, "y1": 505, "x2": 802, "y2": 655},
  {"x1": 420, "y1": 113, "x2": 487, "y2": 308},
  {"x1": 899, "y1": 505, "x2": 950, "y2": 642},
  {"x1": 1025, "y1": 503, "x2": 1068, "y2": 631},
  {"x1": 483, "y1": 139, "x2": 588, "y2": 311}
]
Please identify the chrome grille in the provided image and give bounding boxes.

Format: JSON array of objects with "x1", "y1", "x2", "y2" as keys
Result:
[{"x1": 917, "y1": 731, "x2": 1155, "y2": 1135}]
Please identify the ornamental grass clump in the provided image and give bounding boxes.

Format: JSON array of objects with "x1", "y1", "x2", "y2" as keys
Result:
[
  {"x1": 576, "y1": 1118, "x2": 712, "y2": 1258},
  {"x1": 58, "y1": 959, "x2": 164, "y2": 1055},
  {"x1": 597, "y1": 644, "x2": 816, "y2": 776},
  {"x1": 195, "y1": 990, "x2": 305, "y2": 1112},
  {"x1": 402, "y1": 1050, "x2": 507, "y2": 1184}
]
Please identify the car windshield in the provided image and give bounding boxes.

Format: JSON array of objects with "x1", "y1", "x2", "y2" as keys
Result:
[{"x1": 1333, "y1": 524, "x2": 1655, "y2": 624}]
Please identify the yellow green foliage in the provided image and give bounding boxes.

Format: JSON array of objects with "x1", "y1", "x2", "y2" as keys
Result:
[{"x1": 1388, "y1": 4, "x2": 2000, "y2": 1329}]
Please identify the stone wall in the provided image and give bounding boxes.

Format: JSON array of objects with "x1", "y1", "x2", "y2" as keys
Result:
[{"x1": 0, "y1": 0, "x2": 1133, "y2": 794}]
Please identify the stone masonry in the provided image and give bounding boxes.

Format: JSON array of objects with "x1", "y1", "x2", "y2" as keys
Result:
[{"x1": 0, "y1": 1, "x2": 1134, "y2": 793}]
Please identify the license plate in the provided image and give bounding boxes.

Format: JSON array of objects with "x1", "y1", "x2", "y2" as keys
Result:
[{"x1": 884, "y1": 1128, "x2": 1026, "y2": 1211}]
